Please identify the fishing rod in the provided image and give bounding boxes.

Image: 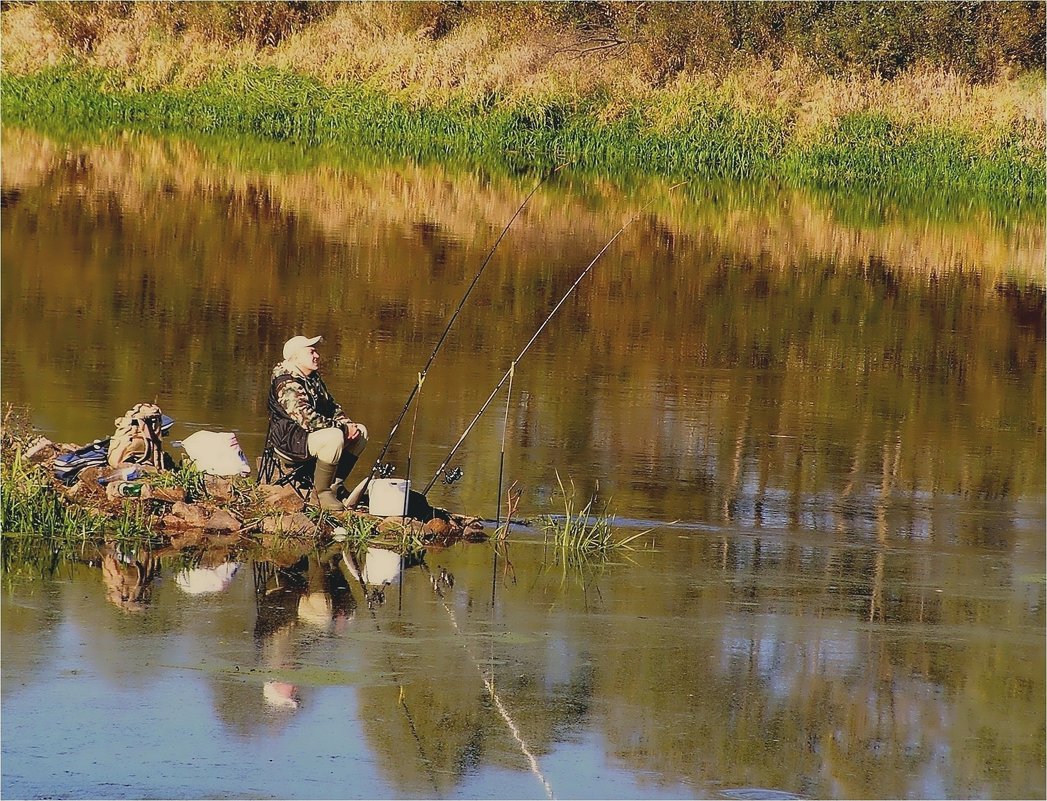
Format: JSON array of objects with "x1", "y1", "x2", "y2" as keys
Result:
[
  {"x1": 494, "y1": 360, "x2": 516, "y2": 530},
  {"x1": 423, "y1": 182, "x2": 686, "y2": 495},
  {"x1": 370, "y1": 163, "x2": 568, "y2": 476}
]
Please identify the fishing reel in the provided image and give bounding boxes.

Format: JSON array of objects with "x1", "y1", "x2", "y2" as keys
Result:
[
  {"x1": 374, "y1": 462, "x2": 396, "y2": 479},
  {"x1": 443, "y1": 466, "x2": 464, "y2": 485}
]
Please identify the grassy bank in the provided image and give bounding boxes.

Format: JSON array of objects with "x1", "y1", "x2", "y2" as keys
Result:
[
  {"x1": 3, "y1": 66, "x2": 1042, "y2": 205},
  {"x1": 1, "y1": 2, "x2": 1043, "y2": 204}
]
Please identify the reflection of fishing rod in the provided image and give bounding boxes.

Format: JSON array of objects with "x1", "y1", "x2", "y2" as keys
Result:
[
  {"x1": 371, "y1": 164, "x2": 568, "y2": 475},
  {"x1": 423, "y1": 183, "x2": 686, "y2": 495},
  {"x1": 339, "y1": 547, "x2": 440, "y2": 796},
  {"x1": 420, "y1": 561, "x2": 554, "y2": 800}
]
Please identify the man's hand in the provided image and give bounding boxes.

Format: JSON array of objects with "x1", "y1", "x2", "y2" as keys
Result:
[{"x1": 342, "y1": 422, "x2": 362, "y2": 441}]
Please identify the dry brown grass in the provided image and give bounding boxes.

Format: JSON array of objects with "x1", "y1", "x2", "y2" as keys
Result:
[{"x1": 4, "y1": 2, "x2": 1041, "y2": 147}]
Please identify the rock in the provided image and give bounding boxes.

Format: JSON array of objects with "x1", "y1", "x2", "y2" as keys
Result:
[
  {"x1": 151, "y1": 486, "x2": 186, "y2": 504},
  {"x1": 422, "y1": 518, "x2": 451, "y2": 538},
  {"x1": 462, "y1": 518, "x2": 487, "y2": 542},
  {"x1": 261, "y1": 484, "x2": 307, "y2": 514},
  {"x1": 261, "y1": 512, "x2": 316, "y2": 536},
  {"x1": 170, "y1": 501, "x2": 211, "y2": 527},
  {"x1": 376, "y1": 516, "x2": 408, "y2": 533},
  {"x1": 203, "y1": 475, "x2": 234, "y2": 503},
  {"x1": 25, "y1": 437, "x2": 57, "y2": 463},
  {"x1": 377, "y1": 517, "x2": 424, "y2": 537},
  {"x1": 204, "y1": 509, "x2": 241, "y2": 531}
]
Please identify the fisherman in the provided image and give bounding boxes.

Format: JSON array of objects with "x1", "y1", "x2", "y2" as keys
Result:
[{"x1": 268, "y1": 335, "x2": 368, "y2": 511}]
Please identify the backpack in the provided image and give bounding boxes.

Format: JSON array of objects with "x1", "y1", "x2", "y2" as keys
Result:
[{"x1": 107, "y1": 403, "x2": 167, "y2": 469}]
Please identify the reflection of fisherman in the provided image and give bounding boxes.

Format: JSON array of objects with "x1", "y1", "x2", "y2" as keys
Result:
[
  {"x1": 255, "y1": 553, "x2": 356, "y2": 710},
  {"x1": 256, "y1": 563, "x2": 305, "y2": 710},
  {"x1": 101, "y1": 550, "x2": 157, "y2": 612},
  {"x1": 269, "y1": 335, "x2": 369, "y2": 512}
]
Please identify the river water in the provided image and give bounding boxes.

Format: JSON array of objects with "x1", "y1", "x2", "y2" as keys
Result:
[{"x1": 1, "y1": 126, "x2": 1044, "y2": 799}]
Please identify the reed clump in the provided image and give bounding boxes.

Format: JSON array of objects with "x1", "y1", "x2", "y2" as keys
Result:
[{"x1": 539, "y1": 473, "x2": 644, "y2": 556}]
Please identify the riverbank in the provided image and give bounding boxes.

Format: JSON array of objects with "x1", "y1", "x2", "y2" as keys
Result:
[
  {"x1": 2, "y1": 3, "x2": 1043, "y2": 205},
  {"x1": 0, "y1": 410, "x2": 486, "y2": 557}
]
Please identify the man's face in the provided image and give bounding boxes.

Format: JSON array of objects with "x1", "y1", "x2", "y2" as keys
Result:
[{"x1": 293, "y1": 346, "x2": 321, "y2": 375}]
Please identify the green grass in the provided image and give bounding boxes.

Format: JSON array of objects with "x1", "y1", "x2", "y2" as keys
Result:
[
  {"x1": 0, "y1": 443, "x2": 163, "y2": 548},
  {"x1": 3, "y1": 66, "x2": 1041, "y2": 208},
  {"x1": 150, "y1": 460, "x2": 208, "y2": 501},
  {"x1": 1, "y1": 448, "x2": 102, "y2": 536},
  {"x1": 538, "y1": 472, "x2": 646, "y2": 557},
  {"x1": 332, "y1": 514, "x2": 378, "y2": 549}
]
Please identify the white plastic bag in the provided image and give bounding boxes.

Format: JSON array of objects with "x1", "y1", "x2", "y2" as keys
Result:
[{"x1": 181, "y1": 430, "x2": 251, "y2": 477}]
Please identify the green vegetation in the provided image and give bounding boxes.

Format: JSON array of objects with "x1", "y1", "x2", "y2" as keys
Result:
[
  {"x1": 149, "y1": 459, "x2": 209, "y2": 501},
  {"x1": 333, "y1": 514, "x2": 379, "y2": 549},
  {"x1": 2, "y1": 2, "x2": 1042, "y2": 204},
  {"x1": 0, "y1": 439, "x2": 164, "y2": 548},
  {"x1": 539, "y1": 473, "x2": 646, "y2": 556},
  {"x1": 3, "y1": 66, "x2": 1040, "y2": 205}
]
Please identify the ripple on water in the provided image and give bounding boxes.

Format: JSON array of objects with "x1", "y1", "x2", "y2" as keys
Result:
[{"x1": 720, "y1": 789, "x2": 806, "y2": 801}]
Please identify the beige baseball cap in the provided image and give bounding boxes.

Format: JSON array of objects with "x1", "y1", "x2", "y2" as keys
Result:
[{"x1": 283, "y1": 335, "x2": 322, "y2": 360}]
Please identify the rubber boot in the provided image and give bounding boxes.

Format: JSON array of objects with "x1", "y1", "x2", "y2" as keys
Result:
[
  {"x1": 312, "y1": 460, "x2": 342, "y2": 512},
  {"x1": 334, "y1": 451, "x2": 359, "y2": 488}
]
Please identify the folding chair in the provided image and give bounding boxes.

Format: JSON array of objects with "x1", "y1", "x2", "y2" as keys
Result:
[{"x1": 256, "y1": 417, "x2": 315, "y2": 500}]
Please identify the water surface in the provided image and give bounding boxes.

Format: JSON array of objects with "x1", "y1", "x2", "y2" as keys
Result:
[
  {"x1": 2, "y1": 532, "x2": 1043, "y2": 799},
  {"x1": 1, "y1": 126, "x2": 1044, "y2": 799}
]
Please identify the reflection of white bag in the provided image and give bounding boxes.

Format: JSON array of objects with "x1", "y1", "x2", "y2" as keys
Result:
[
  {"x1": 181, "y1": 431, "x2": 251, "y2": 477},
  {"x1": 175, "y1": 562, "x2": 240, "y2": 595}
]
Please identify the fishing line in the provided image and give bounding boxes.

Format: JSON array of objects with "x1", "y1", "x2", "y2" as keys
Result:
[
  {"x1": 371, "y1": 164, "x2": 568, "y2": 475},
  {"x1": 423, "y1": 182, "x2": 686, "y2": 495}
]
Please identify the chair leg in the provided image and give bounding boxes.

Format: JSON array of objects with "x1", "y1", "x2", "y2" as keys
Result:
[{"x1": 257, "y1": 446, "x2": 279, "y2": 485}]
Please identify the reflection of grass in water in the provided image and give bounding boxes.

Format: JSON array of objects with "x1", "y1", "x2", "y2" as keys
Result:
[
  {"x1": 1, "y1": 533, "x2": 68, "y2": 583},
  {"x1": 4, "y1": 123, "x2": 1040, "y2": 287}
]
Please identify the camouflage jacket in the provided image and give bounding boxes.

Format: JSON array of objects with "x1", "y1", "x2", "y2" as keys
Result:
[{"x1": 267, "y1": 361, "x2": 351, "y2": 459}]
